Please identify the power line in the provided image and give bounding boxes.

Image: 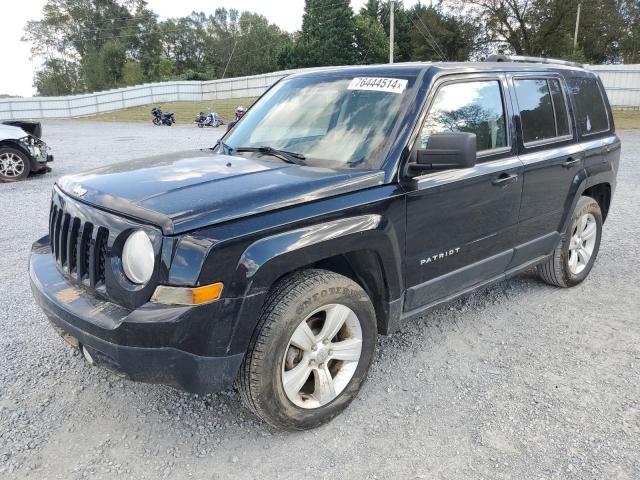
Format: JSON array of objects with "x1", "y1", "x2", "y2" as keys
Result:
[
  {"x1": 408, "y1": 15, "x2": 447, "y2": 62},
  {"x1": 222, "y1": 38, "x2": 238, "y2": 79},
  {"x1": 415, "y1": 13, "x2": 447, "y2": 61}
]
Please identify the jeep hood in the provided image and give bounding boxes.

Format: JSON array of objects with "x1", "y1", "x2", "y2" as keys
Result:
[{"x1": 57, "y1": 149, "x2": 385, "y2": 234}]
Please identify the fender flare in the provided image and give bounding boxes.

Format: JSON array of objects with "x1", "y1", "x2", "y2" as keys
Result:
[
  {"x1": 560, "y1": 162, "x2": 615, "y2": 235},
  {"x1": 225, "y1": 214, "x2": 404, "y2": 353},
  {"x1": 231, "y1": 214, "x2": 402, "y2": 298},
  {"x1": 0, "y1": 139, "x2": 32, "y2": 162}
]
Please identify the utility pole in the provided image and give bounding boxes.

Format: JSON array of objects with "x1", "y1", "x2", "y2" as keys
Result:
[
  {"x1": 573, "y1": 3, "x2": 581, "y2": 54},
  {"x1": 389, "y1": 1, "x2": 394, "y2": 64}
]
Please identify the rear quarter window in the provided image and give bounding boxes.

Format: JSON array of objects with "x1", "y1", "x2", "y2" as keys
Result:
[
  {"x1": 566, "y1": 77, "x2": 610, "y2": 136},
  {"x1": 514, "y1": 78, "x2": 571, "y2": 145}
]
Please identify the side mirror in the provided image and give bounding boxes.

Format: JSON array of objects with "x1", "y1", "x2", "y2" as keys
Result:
[{"x1": 408, "y1": 132, "x2": 477, "y2": 175}]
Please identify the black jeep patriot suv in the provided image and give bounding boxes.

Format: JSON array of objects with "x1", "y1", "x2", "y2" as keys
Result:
[{"x1": 30, "y1": 58, "x2": 620, "y2": 430}]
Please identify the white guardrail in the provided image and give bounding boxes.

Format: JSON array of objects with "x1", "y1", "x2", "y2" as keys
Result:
[{"x1": 1, "y1": 64, "x2": 638, "y2": 120}]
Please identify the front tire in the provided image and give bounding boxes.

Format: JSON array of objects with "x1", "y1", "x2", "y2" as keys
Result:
[
  {"x1": 238, "y1": 269, "x2": 377, "y2": 430},
  {"x1": 537, "y1": 196, "x2": 603, "y2": 287},
  {"x1": 0, "y1": 147, "x2": 31, "y2": 182}
]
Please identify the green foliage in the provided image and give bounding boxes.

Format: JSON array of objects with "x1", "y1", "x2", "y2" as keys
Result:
[
  {"x1": 24, "y1": 1, "x2": 292, "y2": 95},
  {"x1": 354, "y1": 12, "x2": 388, "y2": 64},
  {"x1": 460, "y1": 0, "x2": 636, "y2": 63},
  {"x1": 33, "y1": 58, "x2": 83, "y2": 96},
  {"x1": 408, "y1": 5, "x2": 478, "y2": 61},
  {"x1": 286, "y1": 0, "x2": 358, "y2": 68},
  {"x1": 21, "y1": 0, "x2": 640, "y2": 97},
  {"x1": 121, "y1": 61, "x2": 145, "y2": 86}
]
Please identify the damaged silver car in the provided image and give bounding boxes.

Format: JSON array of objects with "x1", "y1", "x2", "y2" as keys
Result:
[{"x1": 0, "y1": 121, "x2": 53, "y2": 182}]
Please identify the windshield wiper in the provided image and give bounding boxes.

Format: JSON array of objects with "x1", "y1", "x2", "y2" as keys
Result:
[{"x1": 234, "y1": 146, "x2": 306, "y2": 165}]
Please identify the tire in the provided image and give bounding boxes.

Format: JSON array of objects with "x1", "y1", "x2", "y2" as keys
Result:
[
  {"x1": 238, "y1": 269, "x2": 377, "y2": 430},
  {"x1": 537, "y1": 196, "x2": 603, "y2": 287},
  {"x1": 153, "y1": 118, "x2": 161, "y2": 126},
  {"x1": 197, "y1": 123, "x2": 204, "y2": 128},
  {"x1": 0, "y1": 147, "x2": 31, "y2": 182}
]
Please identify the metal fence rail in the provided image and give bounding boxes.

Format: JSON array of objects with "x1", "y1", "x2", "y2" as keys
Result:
[{"x1": 1, "y1": 64, "x2": 638, "y2": 120}]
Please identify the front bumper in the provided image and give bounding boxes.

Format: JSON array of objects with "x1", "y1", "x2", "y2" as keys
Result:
[
  {"x1": 29, "y1": 238, "x2": 243, "y2": 394},
  {"x1": 25, "y1": 141, "x2": 53, "y2": 169}
]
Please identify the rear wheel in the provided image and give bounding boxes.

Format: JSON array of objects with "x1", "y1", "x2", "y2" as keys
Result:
[
  {"x1": 0, "y1": 147, "x2": 30, "y2": 182},
  {"x1": 238, "y1": 269, "x2": 377, "y2": 430},
  {"x1": 537, "y1": 196, "x2": 603, "y2": 287}
]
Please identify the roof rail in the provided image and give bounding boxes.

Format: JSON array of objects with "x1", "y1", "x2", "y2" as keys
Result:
[{"x1": 485, "y1": 54, "x2": 583, "y2": 68}]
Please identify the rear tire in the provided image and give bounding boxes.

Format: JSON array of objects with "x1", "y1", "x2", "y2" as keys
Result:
[
  {"x1": 238, "y1": 269, "x2": 377, "y2": 430},
  {"x1": 0, "y1": 147, "x2": 31, "y2": 182},
  {"x1": 537, "y1": 196, "x2": 602, "y2": 287}
]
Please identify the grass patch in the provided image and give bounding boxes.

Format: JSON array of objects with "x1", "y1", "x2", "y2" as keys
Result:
[
  {"x1": 613, "y1": 110, "x2": 640, "y2": 130},
  {"x1": 79, "y1": 98, "x2": 257, "y2": 124},
  {"x1": 79, "y1": 99, "x2": 640, "y2": 130}
]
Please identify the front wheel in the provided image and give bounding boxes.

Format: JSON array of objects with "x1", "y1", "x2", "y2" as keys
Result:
[
  {"x1": 0, "y1": 147, "x2": 31, "y2": 182},
  {"x1": 537, "y1": 196, "x2": 603, "y2": 287},
  {"x1": 238, "y1": 269, "x2": 377, "y2": 430},
  {"x1": 152, "y1": 117, "x2": 161, "y2": 126}
]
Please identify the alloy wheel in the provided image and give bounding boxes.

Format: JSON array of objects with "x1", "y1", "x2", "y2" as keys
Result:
[
  {"x1": 568, "y1": 212, "x2": 597, "y2": 275},
  {"x1": 0, "y1": 152, "x2": 25, "y2": 178},
  {"x1": 281, "y1": 304, "x2": 363, "y2": 409}
]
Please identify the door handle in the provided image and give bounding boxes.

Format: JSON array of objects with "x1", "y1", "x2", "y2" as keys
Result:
[
  {"x1": 563, "y1": 157, "x2": 581, "y2": 168},
  {"x1": 492, "y1": 173, "x2": 518, "y2": 186}
]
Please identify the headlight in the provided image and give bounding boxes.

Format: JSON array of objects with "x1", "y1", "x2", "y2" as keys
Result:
[
  {"x1": 122, "y1": 230, "x2": 155, "y2": 284},
  {"x1": 18, "y1": 135, "x2": 35, "y2": 146}
]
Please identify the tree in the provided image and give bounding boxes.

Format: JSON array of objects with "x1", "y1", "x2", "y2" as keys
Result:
[
  {"x1": 288, "y1": 0, "x2": 358, "y2": 68},
  {"x1": 458, "y1": 0, "x2": 628, "y2": 63},
  {"x1": 82, "y1": 41, "x2": 127, "y2": 91},
  {"x1": 230, "y1": 12, "x2": 293, "y2": 77},
  {"x1": 24, "y1": 0, "x2": 162, "y2": 94},
  {"x1": 33, "y1": 58, "x2": 83, "y2": 96},
  {"x1": 354, "y1": 12, "x2": 389, "y2": 64},
  {"x1": 408, "y1": 5, "x2": 478, "y2": 61},
  {"x1": 620, "y1": 0, "x2": 640, "y2": 63}
]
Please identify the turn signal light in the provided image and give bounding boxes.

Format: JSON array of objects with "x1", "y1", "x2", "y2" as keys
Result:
[{"x1": 151, "y1": 283, "x2": 223, "y2": 305}]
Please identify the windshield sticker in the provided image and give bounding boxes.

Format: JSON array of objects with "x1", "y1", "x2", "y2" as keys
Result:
[{"x1": 348, "y1": 77, "x2": 408, "y2": 94}]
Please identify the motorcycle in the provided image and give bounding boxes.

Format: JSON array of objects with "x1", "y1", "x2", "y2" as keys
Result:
[
  {"x1": 151, "y1": 107, "x2": 175, "y2": 126},
  {"x1": 194, "y1": 111, "x2": 224, "y2": 128}
]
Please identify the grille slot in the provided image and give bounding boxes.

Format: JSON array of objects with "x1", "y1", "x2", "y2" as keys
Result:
[
  {"x1": 48, "y1": 203, "x2": 108, "y2": 288},
  {"x1": 95, "y1": 227, "x2": 109, "y2": 285}
]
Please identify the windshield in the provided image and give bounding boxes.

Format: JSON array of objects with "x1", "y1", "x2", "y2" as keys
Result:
[{"x1": 223, "y1": 72, "x2": 416, "y2": 169}]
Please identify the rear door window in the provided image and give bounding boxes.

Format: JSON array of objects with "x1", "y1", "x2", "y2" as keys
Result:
[
  {"x1": 567, "y1": 77, "x2": 610, "y2": 135},
  {"x1": 420, "y1": 80, "x2": 507, "y2": 153},
  {"x1": 514, "y1": 78, "x2": 571, "y2": 145}
]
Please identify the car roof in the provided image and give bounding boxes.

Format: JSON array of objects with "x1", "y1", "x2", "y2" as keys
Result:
[{"x1": 287, "y1": 61, "x2": 596, "y2": 79}]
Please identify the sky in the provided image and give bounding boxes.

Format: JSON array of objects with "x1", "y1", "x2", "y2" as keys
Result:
[{"x1": 1, "y1": 0, "x2": 417, "y2": 98}]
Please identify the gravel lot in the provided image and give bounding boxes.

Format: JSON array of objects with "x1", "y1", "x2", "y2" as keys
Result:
[{"x1": 1, "y1": 121, "x2": 638, "y2": 480}]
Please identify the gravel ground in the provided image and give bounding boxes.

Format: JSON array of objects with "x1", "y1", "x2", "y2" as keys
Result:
[{"x1": 0, "y1": 121, "x2": 638, "y2": 480}]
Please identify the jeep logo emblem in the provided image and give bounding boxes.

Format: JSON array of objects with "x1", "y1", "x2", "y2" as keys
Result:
[{"x1": 72, "y1": 185, "x2": 87, "y2": 197}]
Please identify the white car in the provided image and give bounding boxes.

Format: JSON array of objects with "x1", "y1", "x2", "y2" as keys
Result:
[{"x1": 0, "y1": 121, "x2": 53, "y2": 182}]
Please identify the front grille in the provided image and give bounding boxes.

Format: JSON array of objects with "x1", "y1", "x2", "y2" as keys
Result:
[{"x1": 49, "y1": 202, "x2": 109, "y2": 287}]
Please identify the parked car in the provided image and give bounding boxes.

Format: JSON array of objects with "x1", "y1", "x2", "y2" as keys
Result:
[
  {"x1": 0, "y1": 121, "x2": 53, "y2": 182},
  {"x1": 29, "y1": 58, "x2": 620, "y2": 430}
]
